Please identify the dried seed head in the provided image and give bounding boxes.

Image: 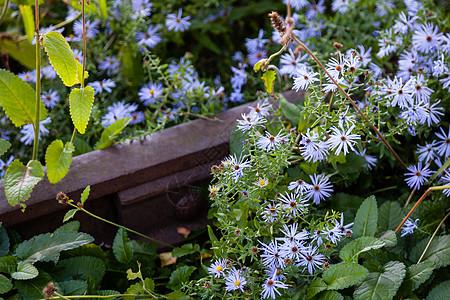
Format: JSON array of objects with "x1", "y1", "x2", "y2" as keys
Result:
[
  {"x1": 211, "y1": 165, "x2": 219, "y2": 173},
  {"x1": 209, "y1": 191, "x2": 216, "y2": 198},
  {"x1": 77, "y1": 202, "x2": 83, "y2": 208},
  {"x1": 333, "y1": 42, "x2": 343, "y2": 49},
  {"x1": 43, "y1": 282, "x2": 58, "y2": 299},
  {"x1": 268, "y1": 11, "x2": 286, "y2": 37},
  {"x1": 56, "y1": 192, "x2": 69, "y2": 204},
  {"x1": 284, "y1": 258, "x2": 292, "y2": 265},
  {"x1": 204, "y1": 281, "x2": 211, "y2": 288},
  {"x1": 235, "y1": 228, "x2": 241, "y2": 236},
  {"x1": 323, "y1": 262, "x2": 331, "y2": 269},
  {"x1": 225, "y1": 260, "x2": 232, "y2": 268},
  {"x1": 325, "y1": 244, "x2": 332, "y2": 250},
  {"x1": 290, "y1": 129, "x2": 297, "y2": 135},
  {"x1": 346, "y1": 230, "x2": 353, "y2": 237},
  {"x1": 250, "y1": 246, "x2": 259, "y2": 255}
]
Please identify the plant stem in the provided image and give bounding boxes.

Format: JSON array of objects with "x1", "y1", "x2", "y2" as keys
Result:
[
  {"x1": 290, "y1": 34, "x2": 407, "y2": 170},
  {"x1": 53, "y1": 292, "x2": 70, "y2": 300},
  {"x1": 178, "y1": 111, "x2": 223, "y2": 122},
  {"x1": 70, "y1": 128, "x2": 77, "y2": 144},
  {"x1": 44, "y1": 294, "x2": 141, "y2": 299},
  {"x1": 81, "y1": 0, "x2": 86, "y2": 88},
  {"x1": 417, "y1": 210, "x2": 450, "y2": 264},
  {"x1": 67, "y1": 203, "x2": 173, "y2": 248},
  {"x1": 52, "y1": 13, "x2": 81, "y2": 30},
  {"x1": 404, "y1": 187, "x2": 416, "y2": 208},
  {"x1": 0, "y1": 0, "x2": 9, "y2": 25},
  {"x1": 394, "y1": 185, "x2": 450, "y2": 234},
  {"x1": 32, "y1": 0, "x2": 41, "y2": 161}
]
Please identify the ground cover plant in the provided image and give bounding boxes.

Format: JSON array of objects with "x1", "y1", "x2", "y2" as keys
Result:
[{"x1": 0, "y1": 0, "x2": 449, "y2": 299}]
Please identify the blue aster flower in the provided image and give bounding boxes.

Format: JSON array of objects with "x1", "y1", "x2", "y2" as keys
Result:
[
  {"x1": 166, "y1": 8, "x2": 191, "y2": 32},
  {"x1": 41, "y1": 89, "x2": 60, "y2": 109},
  {"x1": 404, "y1": 162, "x2": 432, "y2": 190},
  {"x1": 138, "y1": 82, "x2": 164, "y2": 105}
]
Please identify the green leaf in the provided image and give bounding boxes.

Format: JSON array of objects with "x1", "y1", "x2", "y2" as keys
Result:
[
  {"x1": 378, "y1": 201, "x2": 403, "y2": 232},
  {"x1": 95, "y1": 118, "x2": 130, "y2": 150},
  {"x1": 56, "y1": 256, "x2": 106, "y2": 285},
  {"x1": 98, "y1": 0, "x2": 107, "y2": 19},
  {"x1": 305, "y1": 278, "x2": 327, "y2": 300},
  {"x1": 124, "y1": 278, "x2": 154, "y2": 300},
  {"x1": 253, "y1": 59, "x2": 265, "y2": 72},
  {"x1": 353, "y1": 195, "x2": 378, "y2": 238},
  {"x1": 279, "y1": 94, "x2": 301, "y2": 126},
  {"x1": 16, "y1": 231, "x2": 94, "y2": 264},
  {"x1": 229, "y1": 124, "x2": 249, "y2": 157},
  {"x1": 409, "y1": 235, "x2": 450, "y2": 269},
  {"x1": 339, "y1": 237, "x2": 385, "y2": 262},
  {"x1": 54, "y1": 221, "x2": 80, "y2": 233},
  {"x1": 0, "y1": 39, "x2": 35, "y2": 69},
  {"x1": 76, "y1": 61, "x2": 89, "y2": 86},
  {"x1": 11, "y1": 263, "x2": 38, "y2": 280},
  {"x1": 172, "y1": 244, "x2": 200, "y2": 258},
  {"x1": 0, "y1": 225, "x2": 10, "y2": 256},
  {"x1": 0, "y1": 274, "x2": 13, "y2": 293},
  {"x1": 426, "y1": 280, "x2": 450, "y2": 300},
  {"x1": 56, "y1": 280, "x2": 88, "y2": 296},
  {"x1": 168, "y1": 266, "x2": 196, "y2": 291},
  {"x1": 113, "y1": 228, "x2": 133, "y2": 264},
  {"x1": 0, "y1": 69, "x2": 47, "y2": 127},
  {"x1": 69, "y1": 86, "x2": 95, "y2": 134},
  {"x1": 15, "y1": 272, "x2": 51, "y2": 299},
  {"x1": 63, "y1": 209, "x2": 78, "y2": 223},
  {"x1": 0, "y1": 256, "x2": 18, "y2": 274},
  {"x1": 353, "y1": 261, "x2": 406, "y2": 300},
  {"x1": 0, "y1": 139, "x2": 11, "y2": 156},
  {"x1": 19, "y1": 5, "x2": 34, "y2": 43},
  {"x1": 261, "y1": 70, "x2": 276, "y2": 94},
  {"x1": 398, "y1": 261, "x2": 434, "y2": 297},
  {"x1": 45, "y1": 140, "x2": 74, "y2": 184},
  {"x1": 316, "y1": 291, "x2": 344, "y2": 300},
  {"x1": 378, "y1": 230, "x2": 397, "y2": 247},
  {"x1": 322, "y1": 262, "x2": 368, "y2": 290},
  {"x1": 43, "y1": 31, "x2": 79, "y2": 87},
  {"x1": 98, "y1": 290, "x2": 120, "y2": 299},
  {"x1": 165, "y1": 291, "x2": 190, "y2": 300},
  {"x1": 70, "y1": 0, "x2": 99, "y2": 15},
  {"x1": 81, "y1": 185, "x2": 90, "y2": 205},
  {"x1": 4, "y1": 160, "x2": 44, "y2": 207}
]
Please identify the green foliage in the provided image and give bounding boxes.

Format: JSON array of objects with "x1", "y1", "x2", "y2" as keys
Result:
[
  {"x1": 353, "y1": 261, "x2": 406, "y2": 300},
  {"x1": 409, "y1": 235, "x2": 450, "y2": 269},
  {"x1": 398, "y1": 261, "x2": 434, "y2": 297},
  {"x1": 16, "y1": 231, "x2": 94, "y2": 264},
  {"x1": 0, "y1": 225, "x2": 9, "y2": 257},
  {"x1": 95, "y1": 117, "x2": 131, "y2": 150},
  {"x1": 0, "y1": 69, "x2": 47, "y2": 127},
  {"x1": 45, "y1": 140, "x2": 75, "y2": 184},
  {"x1": 172, "y1": 244, "x2": 200, "y2": 258},
  {"x1": 125, "y1": 278, "x2": 155, "y2": 300},
  {"x1": 168, "y1": 266, "x2": 196, "y2": 291},
  {"x1": 43, "y1": 31, "x2": 80, "y2": 87},
  {"x1": 0, "y1": 256, "x2": 18, "y2": 274},
  {"x1": 54, "y1": 220, "x2": 80, "y2": 233},
  {"x1": 353, "y1": 196, "x2": 378, "y2": 238},
  {"x1": 56, "y1": 256, "x2": 106, "y2": 285},
  {"x1": 339, "y1": 237, "x2": 385, "y2": 262},
  {"x1": 11, "y1": 263, "x2": 38, "y2": 280},
  {"x1": 0, "y1": 275, "x2": 12, "y2": 294},
  {"x1": 305, "y1": 278, "x2": 327, "y2": 300},
  {"x1": 113, "y1": 228, "x2": 133, "y2": 264},
  {"x1": 261, "y1": 70, "x2": 276, "y2": 94},
  {"x1": 0, "y1": 39, "x2": 35, "y2": 69},
  {"x1": 378, "y1": 201, "x2": 403, "y2": 232},
  {"x1": 4, "y1": 160, "x2": 44, "y2": 207},
  {"x1": 378, "y1": 230, "x2": 397, "y2": 247},
  {"x1": 18, "y1": 5, "x2": 34, "y2": 43},
  {"x1": 69, "y1": 86, "x2": 95, "y2": 134},
  {"x1": 99, "y1": 0, "x2": 108, "y2": 19},
  {"x1": 229, "y1": 124, "x2": 249, "y2": 157},
  {"x1": 279, "y1": 93, "x2": 302, "y2": 126},
  {"x1": 0, "y1": 139, "x2": 11, "y2": 157},
  {"x1": 322, "y1": 262, "x2": 368, "y2": 290},
  {"x1": 426, "y1": 280, "x2": 450, "y2": 300},
  {"x1": 15, "y1": 272, "x2": 52, "y2": 299},
  {"x1": 316, "y1": 291, "x2": 344, "y2": 300},
  {"x1": 63, "y1": 209, "x2": 78, "y2": 222},
  {"x1": 56, "y1": 280, "x2": 88, "y2": 296},
  {"x1": 81, "y1": 185, "x2": 91, "y2": 204}
]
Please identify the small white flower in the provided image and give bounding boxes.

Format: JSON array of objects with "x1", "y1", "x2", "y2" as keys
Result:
[
  {"x1": 256, "y1": 130, "x2": 288, "y2": 152},
  {"x1": 327, "y1": 125, "x2": 360, "y2": 156}
]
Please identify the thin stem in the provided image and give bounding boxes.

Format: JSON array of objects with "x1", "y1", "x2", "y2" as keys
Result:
[
  {"x1": 394, "y1": 185, "x2": 450, "y2": 234},
  {"x1": 81, "y1": 0, "x2": 86, "y2": 88},
  {"x1": 70, "y1": 128, "x2": 77, "y2": 144},
  {"x1": 67, "y1": 203, "x2": 173, "y2": 248},
  {"x1": 52, "y1": 13, "x2": 81, "y2": 30},
  {"x1": 178, "y1": 111, "x2": 223, "y2": 122},
  {"x1": 261, "y1": 43, "x2": 288, "y2": 71},
  {"x1": 417, "y1": 210, "x2": 450, "y2": 263},
  {"x1": 0, "y1": 0, "x2": 9, "y2": 25},
  {"x1": 290, "y1": 34, "x2": 407, "y2": 170},
  {"x1": 43, "y1": 294, "x2": 141, "y2": 299},
  {"x1": 32, "y1": 0, "x2": 41, "y2": 161},
  {"x1": 53, "y1": 292, "x2": 70, "y2": 300},
  {"x1": 404, "y1": 187, "x2": 416, "y2": 208}
]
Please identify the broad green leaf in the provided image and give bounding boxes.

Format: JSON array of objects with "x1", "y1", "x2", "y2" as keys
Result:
[
  {"x1": 10, "y1": 0, "x2": 44, "y2": 5},
  {"x1": 56, "y1": 256, "x2": 106, "y2": 285},
  {"x1": 69, "y1": 86, "x2": 95, "y2": 134},
  {"x1": 172, "y1": 244, "x2": 200, "y2": 258},
  {"x1": 56, "y1": 280, "x2": 88, "y2": 296},
  {"x1": 354, "y1": 261, "x2": 406, "y2": 300},
  {"x1": 322, "y1": 262, "x2": 368, "y2": 290},
  {"x1": 0, "y1": 69, "x2": 47, "y2": 127},
  {"x1": 81, "y1": 185, "x2": 90, "y2": 204},
  {"x1": 120, "y1": 45, "x2": 143, "y2": 87},
  {"x1": 0, "y1": 225, "x2": 10, "y2": 256},
  {"x1": 353, "y1": 195, "x2": 378, "y2": 238},
  {"x1": 54, "y1": 221, "x2": 80, "y2": 233},
  {"x1": 378, "y1": 201, "x2": 403, "y2": 232},
  {"x1": 378, "y1": 230, "x2": 397, "y2": 247},
  {"x1": 0, "y1": 39, "x2": 35, "y2": 69},
  {"x1": 19, "y1": 5, "x2": 34, "y2": 43},
  {"x1": 70, "y1": 0, "x2": 99, "y2": 15},
  {"x1": 305, "y1": 278, "x2": 327, "y2": 300},
  {"x1": 15, "y1": 272, "x2": 52, "y2": 299},
  {"x1": 426, "y1": 280, "x2": 450, "y2": 300},
  {"x1": 0, "y1": 256, "x2": 18, "y2": 274},
  {"x1": 95, "y1": 118, "x2": 130, "y2": 150},
  {"x1": 409, "y1": 235, "x2": 450, "y2": 269},
  {"x1": 99, "y1": 0, "x2": 107, "y2": 19},
  {"x1": 229, "y1": 124, "x2": 249, "y2": 157},
  {"x1": 4, "y1": 160, "x2": 44, "y2": 207},
  {"x1": 316, "y1": 291, "x2": 344, "y2": 300},
  {"x1": 398, "y1": 261, "x2": 434, "y2": 297},
  {"x1": 165, "y1": 291, "x2": 190, "y2": 300},
  {"x1": 261, "y1": 70, "x2": 276, "y2": 94},
  {"x1": 63, "y1": 209, "x2": 78, "y2": 222},
  {"x1": 45, "y1": 140, "x2": 75, "y2": 184},
  {"x1": 113, "y1": 228, "x2": 133, "y2": 264},
  {"x1": 0, "y1": 274, "x2": 13, "y2": 293},
  {"x1": 279, "y1": 94, "x2": 301, "y2": 126},
  {"x1": 0, "y1": 138, "x2": 11, "y2": 156},
  {"x1": 168, "y1": 266, "x2": 196, "y2": 291},
  {"x1": 11, "y1": 263, "x2": 38, "y2": 280},
  {"x1": 43, "y1": 31, "x2": 79, "y2": 87},
  {"x1": 124, "y1": 278, "x2": 154, "y2": 300},
  {"x1": 63, "y1": 243, "x2": 108, "y2": 262},
  {"x1": 339, "y1": 237, "x2": 385, "y2": 262},
  {"x1": 16, "y1": 231, "x2": 94, "y2": 264}
]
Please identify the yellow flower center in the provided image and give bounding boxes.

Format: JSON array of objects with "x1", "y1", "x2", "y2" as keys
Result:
[
  {"x1": 216, "y1": 266, "x2": 222, "y2": 272},
  {"x1": 259, "y1": 180, "x2": 266, "y2": 186},
  {"x1": 234, "y1": 280, "x2": 240, "y2": 286},
  {"x1": 149, "y1": 89, "x2": 154, "y2": 95}
]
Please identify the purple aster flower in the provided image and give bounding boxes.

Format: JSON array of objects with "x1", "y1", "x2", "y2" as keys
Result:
[
  {"x1": 20, "y1": 117, "x2": 51, "y2": 145},
  {"x1": 89, "y1": 79, "x2": 116, "y2": 95},
  {"x1": 207, "y1": 259, "x2": 227, "y2": 278},
  {"x1": 261, "y1": 274, "x2": 288, "y2": 299},
  {"x1": 425, "y1": 100, "x2": 444, "y2": 127},
  {"x1": 225, "y1": 268, "x2": 247, "y2": 292},
  {"x1": 283, "y1": 0, "x2": 308, "y2": 10},
  {"x1": 279, "y1": 49, "x2": 308, "y2": 77},
  {"x1": 292, "y1": 66, "x2": 319, "y2": 91},
  {"x1": 98, "y1": 56, "x2": 120, "y2": 76},
  {"x1": 288, "y1": 178, "x2": 312, "y2": 194},
  {"x1": 41, "y1": 89, "x2": 60, "y2": 109},
  {"x1": 129, "y1": 111, "x2": 145, "y2": 125},
  {"x1": 327, "y1": 125, "x2": 360, "y2": 156},
  {"x1": 305, "y1": 0, "x2": 325, "y2": 20},
  {"x1": 260, "y1": 240, "x2": 285, "y2": 269},
  {"x1": 136, "y1": 25, "x2": 161, "y2": 48},
  {"x1": 296, "y1": 246, "x2": 326, "y2": 275},
  {"x1": 355, "y1": 149, "x2": 377, "y2": 170},
  {"x1": 435, "y1": 127, "x2": 450, "y2": 158},
  {"x1": 416, "y1": 141, "x2": 438, "y2": 163},
  {"x1": 404, "y1": 162, "x2": 432, "y2": 190},
  {"x1": 73, "y1": 19, "x2": 100, "y2": 39},
  {"x1": 305, "y1": 174, "x2": 333, "y2": 204},
  {"x1": 0, "y1": 155, "x2": 14, "y2": 178},
  {"x1": 400, "y1": 218, "x2": 419, "y2": 237},
  {"x1": 245, "y1": 29, "x2": 268, "y2": 53},
  {"x1": 166, "y1": 8, "x2": 191, "y2": 32},
  {"x1": 18, "y1": 71, "x2": 36, "y2": 82},
  {"x1": 279, "y1": 192, "x2": 309, "y2": 217},
  {"x1": 102, "y1": 101, "x2": 137, "y2": 127},
  {"x1": 412, "y1": 23, "x2": 443, "y2": 54},
  {"x1": 138, "y1": 82, "x2": 164, "y2": 105},
  {"x1": 131, "y1": 0, "x2": 152, "y2": 18}
]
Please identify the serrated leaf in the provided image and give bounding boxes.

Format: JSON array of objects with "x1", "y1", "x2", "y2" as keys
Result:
[
  {"x1": 339, "y1": 237, "x2": 385, "y2": 262},
  {"x1": 353, "y1": 195, "x2": 378, "y2": 238},
  {"x1": 19, "y1": 5, "x2": 34, "y2": 43},
  {"x1": 126, "y1": 267, "x2": 142, "y2": 281},
  {"x1": 261, "y1": 70, "x2": 276, "y2": 94},
  {"x1": 168, "y1": 266, "x2": 196, "y2": 291},
  {"x1": 56, "y1": 256, "x2": 106, "y2": 285},
  {"x1": 426, "y1": 280, "x2": 450, "y2": 300},
  {"x1": 0, "y1": 274, "x2": 13, "y2": 293},
  {"x1": 172, "y1": 244, "x2": 200, "y2": 258},
  {"x1": 354, "y1": 261, "x2": 406, "y2": 300},
  {"x1": 63, "y1": 243, "x2": 107, "y2": 262},
  {"x1": 56, "y1": 280, "x2": 88, "y2": 296},
  {"x1": 76, "y1": 61, "x2": 89, "y2": 85},
  {"x1": 322, "y1": 262, "x2": 368, "y2": 290},
  {"x1": 0, "y1": 256, "x2": 18, "y2": 274},
  {"x1": 43, "y1": 31, "x2": 79, "y2": 87},
  {"x1": 0, "y1": 69, "x2": 47, "y2": 127},
  {"x1": 378, "y1": 201, "x2": 403, "y2": 232},
  {"x1": 398, "y1": 261, "x2": 434, "y2": 297},
  {"x1": 69, "y1": 86, "x2": 95, "y2": 134},
  {"x1": 305, "y1": 278, "x2": 327, "y2": 300},
  {"x1": 124, "y1": 278, "x2": 154, "y2": 300},
  {"x1": 409, "y1": 235, "x2": 450, "y2": 269},
  {"x1": 378, "y1": 230, "x2": 397, "y2": 247},
  {"x1": 54, "y1": 221, "x2": 80, "y2": 233},
  {"x1": 4, "y1": 160, "x2": 44, "y2": 207},
  {"x1": 15, "y1": 272, "x2": 51, "y2": 299},
  {"x1": 113, "y1": 228, "x2": 133, "y2": 264},
  {"x1": 95, "y1": 118, "x2": 130, "y2": 150},
  {"x1": 63, "y1": 209, "x2": 78, "y2": 222},
  {"x1": 16, "y1": 231, "x2": 94, "y2": 264},
  {"x1": 278, "y1": 93, "x2": 302, "y2": 126},
  {"x1": 0, "y1": 139, "x2": 11, "y2": 156},
  {"x1": 11, "y1": 263, "x2": 38, "y2": 280},
  {"x1": 45, "y1": 140, "x2": 74, "y2": 184},
  {"x1": 317, "y1": 291, "x2": 344, "y2": 300},
  {"x1": 81, "y1": 185, "x2": 90, "y2": 204}
]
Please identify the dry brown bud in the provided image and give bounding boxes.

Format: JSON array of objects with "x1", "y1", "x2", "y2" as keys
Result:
[
  {"x1": 56, "y1": 192, "x2": 69, "y2": 204},
  {"x1": 268, "y1": 11, "x2": 286, "y2": 37},
  {"x1": 333, "y1": 42, "x2": 343, "y2": 49},
  {"x1": 43, "y1": 282, "x2": 58, "y2": 299}
]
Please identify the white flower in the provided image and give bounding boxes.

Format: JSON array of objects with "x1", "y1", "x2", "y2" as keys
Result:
[
  {"x1": 256, "y1": 130, "x2": 288, "y2": 152},
  {"x1": 292, "y1": 66, "x2": 319, "y2": 91},
  {"x1": 327, "y1": 125, "x2": 360, "y2": 156}
]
